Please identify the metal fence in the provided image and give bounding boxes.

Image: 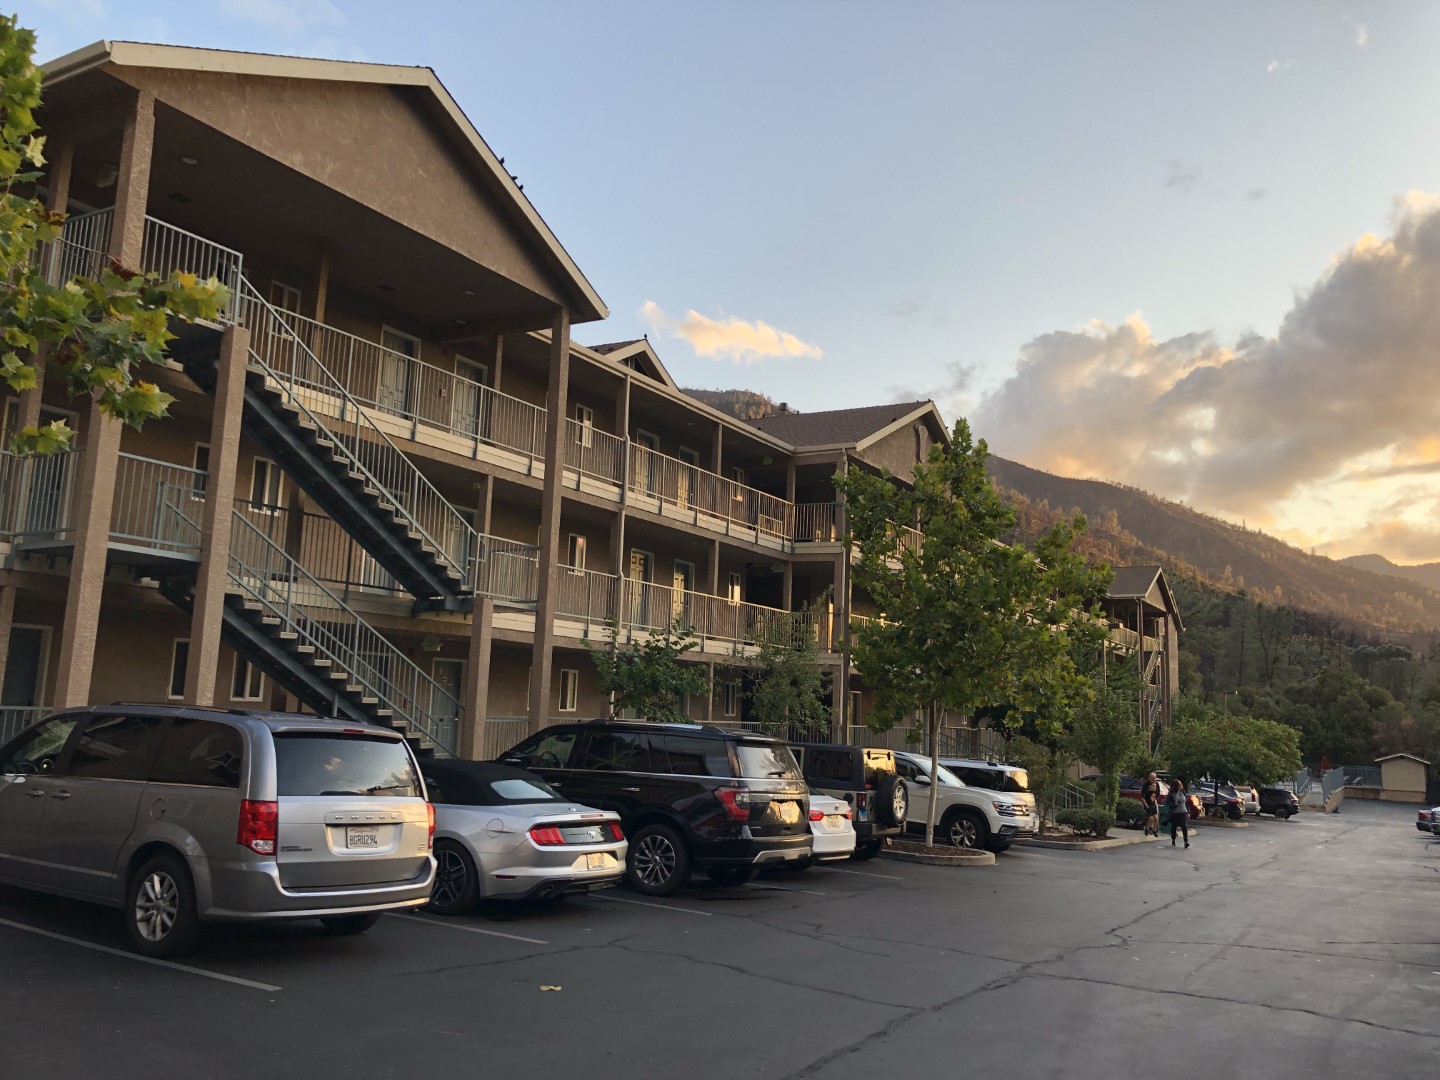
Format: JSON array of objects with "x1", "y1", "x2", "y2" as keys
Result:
[
  {"x1": 0, "y1": 705, "x2": 46, "y2": 745},
  {"x1": 110, "y1": 454, "x2": 206, "y2": 555},
  {"x1": 1342, "y1": 765, "x2": 1383, "y2": 788},
  {"x1": 0, "y1": 448, "x2": 84, "y2": 545},
  {"x1": 474, "y1": 537, "x2": 541, "y2": 604},
  {"x1": 141, "y1": 216, "x2": 244, "y2": 321},
  {"x1": 479, "y1": 717, "x2": 530, "y2": 760},
  {"x1": 627, "y1": 444, "x2": 791, "y2": 542},
  {"x1": 565, "y1": 421, "x2": 626, "y2": 484},
  {"x1": 793, "y1": 502, "x2": 839, "y2": 542}
]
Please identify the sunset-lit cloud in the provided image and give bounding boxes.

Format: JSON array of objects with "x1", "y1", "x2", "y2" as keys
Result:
[
  {"x1": 640, "y1": 301, "x2": 822, "y2": 365},
  {"x1": 966, "y1": 191, "x2": 1440, "y2": 563}
]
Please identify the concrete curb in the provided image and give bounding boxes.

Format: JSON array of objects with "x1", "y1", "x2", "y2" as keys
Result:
[
  {"x1": 1017, "y1": 832, "x2": 1159, "y2": 852},
  {"x1": 1190, "y1": 818, "x2": 1251, "y2": 829},
  {"x1": 880, "y1": 847, "x2": 997, "y2": 867}
]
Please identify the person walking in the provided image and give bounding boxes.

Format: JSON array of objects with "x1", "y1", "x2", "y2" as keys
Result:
[
  {"x1": 1167, "y1": 776, "x2": 1190, "y2": 848},
  {"x1": 1140, "y1": 772, "x2": 1162, "y2": 837}
]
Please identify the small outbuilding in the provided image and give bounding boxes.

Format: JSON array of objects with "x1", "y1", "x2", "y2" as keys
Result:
[{"x1": 1374, "y1": 754, "x2": 1430, "y2": 804}]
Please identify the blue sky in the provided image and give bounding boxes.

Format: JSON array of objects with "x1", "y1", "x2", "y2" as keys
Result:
[{"x1": 26, "y1": 2, "x2": 1440, "y2": 561}]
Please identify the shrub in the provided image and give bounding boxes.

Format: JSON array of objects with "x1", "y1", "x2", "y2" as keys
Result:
[
  {"x1": 1114, "y1": 800, "x2": 1148, "y2": 828},
  {"x1": 1055, "y1": 808, "x2": 1115, "y2": 838}
]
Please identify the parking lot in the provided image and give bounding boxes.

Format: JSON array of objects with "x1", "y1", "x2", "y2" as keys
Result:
[{"x1": 3, "y1": 800, "x2": 1437, "y2": 1079}]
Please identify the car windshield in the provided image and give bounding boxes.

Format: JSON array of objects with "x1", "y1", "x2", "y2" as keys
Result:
[
  {"x1": 734, "y1": 741, "x2": 803, "y2": 780},
  {"x1": 274, "y1": 733, "x2": 421, "y2": 798}
]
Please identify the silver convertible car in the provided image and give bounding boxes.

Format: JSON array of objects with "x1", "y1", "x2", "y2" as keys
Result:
[{"x1": 417, "y1": 760, "x2": 627, "y2": 914}]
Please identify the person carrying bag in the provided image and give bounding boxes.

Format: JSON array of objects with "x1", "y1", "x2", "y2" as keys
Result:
[{"x1": 1167, "y1": 777, "x2": 1190, "y2": 849}]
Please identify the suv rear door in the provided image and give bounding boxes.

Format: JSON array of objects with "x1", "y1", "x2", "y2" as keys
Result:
[
  {"x1": 731, "y1": 740, "x2": 808, "y2": 839},
  {"x1": 564, "y1": 729, "x2": 675, "y2": 821},
  {"x1": 271, "y1": 730, "x2": 430, "y2": 889}
]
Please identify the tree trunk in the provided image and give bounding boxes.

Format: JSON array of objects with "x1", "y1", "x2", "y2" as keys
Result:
[{"x1": 924, "y1": 702, "x2": 941, "y2": 847}]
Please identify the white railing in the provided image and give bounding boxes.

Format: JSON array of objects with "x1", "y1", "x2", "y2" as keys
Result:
[
  {"x1": 0, "y1": 448, "x2": 85, "y2": 544},
  {"x1": 35, "y1": 206, "x2": 113, "y2": 284},
  {"x1": 622, "y1": 579, "x2": 791, "y2": 647},
  {"x1": 0, "y1": 705, "x2": 47, "y2": 744},
  {"x1": 794, "y1": 502, "x2": 839, "y2": 542},
  {"x1": 271, "y1": 307, "x2": 546, "y2": 461},
  {"x1": 565, "y1": 421, "x2": 626, "y2": 484},
  {"x1": 235, "y1": 277, "x2": 475, "y2": 587},
  {"x1": 141, "y1": 217, "x2": 244, "y2": 320},
  {"x1": 628, "y1": 444, "x2": 791, "y2": 541},
  {"x1": 474, "y1": 537, "x2": 540, "y2": 604},
  {"x1": 481, "y1": 717, "x2": 531, "y2": 760},
  {"x1": 234, "y1": 499, "x2": 406, "y2": 597},
  {"x1": 110, "y1": 454, "x2": 206, "y2": 555},
  {"x1": 556, "y1": 566, "x2": 621, "y2": 625}
]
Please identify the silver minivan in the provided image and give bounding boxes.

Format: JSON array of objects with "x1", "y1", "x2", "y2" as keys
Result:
[{"x1": 0, "y1": 706, "x2": 435, "y2": 956}]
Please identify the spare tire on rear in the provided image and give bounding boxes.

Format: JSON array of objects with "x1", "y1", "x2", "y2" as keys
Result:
[{"x1": 875, "y1": 773, "x2": 908, "y2": 828}]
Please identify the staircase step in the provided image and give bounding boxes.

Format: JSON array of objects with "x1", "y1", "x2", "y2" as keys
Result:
[{"x1": 260, "y1": 616, "x2": 282, "y2": 626}]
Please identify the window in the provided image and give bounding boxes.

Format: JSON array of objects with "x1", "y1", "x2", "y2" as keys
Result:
[
  {"x1": 273, "y1": 733, "x2": 421, "y2": 798},
  {"x1": 574, "y1": 730, "x2": 665, "y2": 772},
  {"x1": 0, "y1": 714, "x2": 80, "y2": 775},
  {"x1": 149, "y1": 718, "x2": 244, "y2": 788},
  {"x1": 727, "y1": 572, "x2": 743, "y2": 604},
  {"x1": 848, "y1": 690, "x2": 862, "y2": 725},
  {"x1": 2, "y1": 400, "x2": 78, "y2": 447},
  {"x1": 64, "y1": 714, "x2": 166, "y2": 781},
  {"x1": 191, "y1": 443, "x2": 210, "y2": 500},
  {"x1": 250, "y1": 457, "x2": 282, "y2": 510},
  {"x1": 914, "y1": 424, "x2": 925, "y2": 462},
  {"x1": 722, "y1": 682, "x2": 739, "y2": 717},
  {"x1": 662, "y1": 734, "x2": 733, "y2": 777},
  {"x1": 269, "y1": 281, "x2": 302, "y2": 314},
  {"x1": 731, "y1": 466, "x2": 747, "y2": 487},
  {"x1": 558, "y1": 669, "x2": 579, "y2": 712},
  {"x1": 168, "y1": 639, "x2": 189, "y2": 700},
  {"x1": 574, "y1": 404, "x2": 594, "y2": 448},
  {"x1": 568, "y1": 533, "x2": 587, "y2": 573},
  {"x1": 733, "y1": 741, "x2": 803, "y2": 781},
  {"x1": 506, "y1": 729, "x2": 578, "y2": 770},
  {"x1": 231, "y1": 655, "x2": 264, "y2": 702}
]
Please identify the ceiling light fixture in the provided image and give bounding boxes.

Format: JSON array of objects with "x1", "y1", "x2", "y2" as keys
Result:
[
  {"x1": 463, "y1": 289, "x2": 476, "y2": 297},
  {"x1": 180, "y1": 155, "x2": 199, "y2": 166}
]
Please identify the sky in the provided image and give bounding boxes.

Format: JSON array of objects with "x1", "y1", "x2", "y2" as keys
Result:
[{"x1": 25, "y1": 1, "x2": 1440, "y2": 565}]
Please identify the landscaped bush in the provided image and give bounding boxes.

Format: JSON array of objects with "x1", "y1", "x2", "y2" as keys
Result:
[
  {"x1": 1055, "y1": 808, "x2": 1116, "y2": 838},
  {"x1": 1114, "y1": 801, "x2": 1149, "y2": 828}
]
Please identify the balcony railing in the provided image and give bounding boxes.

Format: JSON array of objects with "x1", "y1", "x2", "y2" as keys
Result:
[
  {"x1": 628, "y1": 444, "x2": 791, "y2": 542},
  {"x1": 0, "y1": 448, "x2": 84, "y2": 545},
  {"x1": 141, "y1": 217, "x2": 245, "y2": 320},
  {"x1": 35, "y1": 206, "x2": 113, "y2": 284},
  {"x1": 794, "y1": 502, "x2": 839, "y2": 542},
  {"x1": 556, "y1": 566, "x2": 622, "y2": 625},
  {"x1": 269, "y1": 307, "x2": 547, "y2": 462},
  {"x1": 0, "y1": 705, "x2": 47, "y2": 745},
  {"x1": 110, "y1": 454, "x2": 206, "y2": 556},
  {"x1": 474, "y1": 537, "x2": 541, "y2": 604},
  {"x1": 565, "y1": 420, "x2": 626, "y2": 484}
]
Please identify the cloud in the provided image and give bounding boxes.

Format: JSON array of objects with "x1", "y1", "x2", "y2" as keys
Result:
[
  {"x1": 971, "y1": 192, "x2": 1440, "y2": 551},
  {"x1": 640, "y1": 301, "x2": 822, "y2": 365},
  {"x1": 218, "y1": 0, "x2": 345, "y2": 36},
  {"x1": 1344, "y1": 15, "x2": 1369, "y2": 47},
  {"x1": 1246, "y1": 187, "x2": 1268, "y2": 201},
  {"x1": 1162, "y1": 160, "x2": 1202, "y2": 191},
  {"x1": 1266, "y1": 58, "x2": 1295, "y2": 74}
]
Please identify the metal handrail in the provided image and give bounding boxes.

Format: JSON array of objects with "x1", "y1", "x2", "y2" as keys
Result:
[
  {"x1": 226, "y1": 507, "x2": 459, "y2": 756},
  {"x1": 111, "y1": 455, "x2": 206, "y2": 554},
  {"x1": 565, "y1": 420, "x2": 626, "y2": 484},
  {"x1": 0, "y1": 448, "x2": 85, "y2": 544},
  {"x1": 234, "y1": 277, "x2": 476, "y2": 589},
  {"x1": 0, "y1": 705, "x2": 47, "y2": 745},
  {"x1": 794, "y1": 502, "x2": 839, "y2": 542},
  {"x1": 267, "y1": 306, "x2": 547, "y2": 460},
  {"x1": 34, "y1": 206, "x2": 113, "y2": 284},
  {"x1": 627, "y1": 443, "x2": 792, "y2": 541},
  {"x1": 141, "y1": 216, "x2": 244, "y2": 321}
]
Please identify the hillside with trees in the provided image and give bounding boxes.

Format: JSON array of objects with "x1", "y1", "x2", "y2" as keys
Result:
[{"x1": 681, "y1": 388, "x2": 782, "y2": 420}]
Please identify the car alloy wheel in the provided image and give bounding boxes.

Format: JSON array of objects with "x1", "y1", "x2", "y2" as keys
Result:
[
  {"x1": 134, "y1": 869, "x2": 180, "y2": 943},
  {"x1": 433, "y1": 848, "x2": 469, "y2": 908},
  {"x1": 947, "y1": 814, "x2": 981, "y2": 849},
  {"x1": 634, "y1": 832, "x2": 677, "y2": 888}
]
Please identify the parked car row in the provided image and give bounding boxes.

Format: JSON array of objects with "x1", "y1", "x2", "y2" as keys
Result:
[
  {"x1": 1417, "y1": 806, "x2": 1440, "y2": 835},
  {"x1": 1116, "y1": 774, "x2": 1299, "y2": 820}
]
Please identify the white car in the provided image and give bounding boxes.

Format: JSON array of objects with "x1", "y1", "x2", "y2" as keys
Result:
[
  {"x1": 893, "y1": 751, "x2": 1038, "y2": 853},
  {"x1": 418, "y1": 760, "x2": 627, "y2": 913},
  {"x1": 806, "y1": 792, "x2": 857, "y2": 862},
  {"x1": 1233, "y1": 784, "x2": 1261, "y2": 816}
]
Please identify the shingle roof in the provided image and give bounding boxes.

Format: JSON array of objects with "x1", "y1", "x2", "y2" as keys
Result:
[
  {"x1": 744, "y1": 400, "x2": 932, "y2": 448},
  {"x1": 589, "y1": 340, "x2": 644, "y2": 355},
  {"x1": 1107, "y1": 566, "x2": 1163, "y2": 599}
]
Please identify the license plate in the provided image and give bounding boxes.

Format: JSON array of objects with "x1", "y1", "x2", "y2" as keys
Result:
[
  {"x1": 778, "y1": 801, "x2": 801, "y2": 824},
  {"x1": 346, "y1": 826, "x2": 380, "y2": 849},
  {"x1": 585, "y1": 852, "x2": 608, "y2": 870},
  {"x1": 824, "y1": 815, "x2": 846, "y2": 831}
]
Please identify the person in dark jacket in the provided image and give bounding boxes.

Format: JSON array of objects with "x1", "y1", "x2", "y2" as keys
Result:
[
  {"x1": 1140, "y1": 772, "x2": 1162, "y2": 837},
  {"x1": 1168, "y1": 777, "x2": 1191, "y2": 848}
]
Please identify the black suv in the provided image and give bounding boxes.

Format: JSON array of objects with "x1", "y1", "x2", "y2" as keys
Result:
[
  {"x1": 789, "y1": 743, "x2": 907, "y2": 859},
  {"x1": 1257, "y1": 786, "x2": 1300, "y2": 819},
  {"x1": 498, "y1": 721, "x2": 812, "y2": 896}
]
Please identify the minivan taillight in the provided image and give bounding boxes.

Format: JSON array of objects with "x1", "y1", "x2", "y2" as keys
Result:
[
  {"x1": 237, "y1": 800, "x2": 278, "y2": 856},
  {"x1": 427, "y1": 802, "x2": 436, "y2": 849},
  {"x1": 716, "y1": 787, "x2": 752, "y2": 822}
]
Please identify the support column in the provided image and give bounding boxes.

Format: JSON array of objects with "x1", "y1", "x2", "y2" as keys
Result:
[
  {"x1": 782, "y1": 562, "x2": 793, "y2": 612},
  {"x1": 459, "y1": 598, "x2": 494, "y2": 759},
  {"x1": 492, "y1": 334, "x2": 505, "y2": 392},
  {"x1": 52, "y1": 92, "x2": 153, "y2": 709},
  {"x1": 712, "y1": 422, "x2": 724, "y2": 474},
  {"x1": 0, "y1": 583, "x2": 17, "y2": 697},
  {"x1": 835, "y1": 454, "x2": 850, "y2": 742},
  {"x1": 312, "y1": 249, "x2": 330, "y2": 323},
  {"x1": 185, "y1": 325, "x2": 251, "y2": 705},
  {"x1": 528, "y1": 309, "x2": 570, "y2": 733},
  {"x1": 705, "y1": 661, "x2": 715, "y2": 725}
]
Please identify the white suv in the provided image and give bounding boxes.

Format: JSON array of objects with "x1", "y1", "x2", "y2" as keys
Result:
[{"x1": 893, "y1": 751, "x2": 1038, "y2": 852}]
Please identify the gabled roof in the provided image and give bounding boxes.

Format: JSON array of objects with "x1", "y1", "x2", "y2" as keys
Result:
[
  {"x1": 744, "y1": 400, "x2": 937, "y2": 449},
  {"x1": 1106, "y1": 565, "x2": 1184, "y2": 631},
  {"x1": 1374, "y1": 753, "x2": 1430, "y2": 766},
  {"x1": 583, "y1": 338, "x2": 677, "y2": 389},
  {"x1": 41, "y1": 40, "x2": 607, "y2": 322}
]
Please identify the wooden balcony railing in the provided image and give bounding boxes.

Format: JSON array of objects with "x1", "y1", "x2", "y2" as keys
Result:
[{"x1": 627, "y1": 444, "x2": 791, "y2": 542}]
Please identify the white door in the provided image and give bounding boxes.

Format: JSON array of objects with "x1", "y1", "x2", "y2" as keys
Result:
[
  {"x1": 378, "y1": 328, "x2": 418, "y2": 416},
  {"x1": 677, "y1": 446, "x2": 700, "y2": 509},
  {"x1": 672, "y1": 560, "x2": 695, "y2": 626},
  {"x1": 452, "y1": 357, "x2": 487, "y2": 438},
  {"x1": 629, "y1": 549, "x2": 654, "y2": 628},
  {"x1": 431, "y1": 659, "x2": 463, "y2": 752}
]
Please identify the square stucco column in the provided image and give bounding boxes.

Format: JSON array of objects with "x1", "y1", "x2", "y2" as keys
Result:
[
  {"x1": 184, "y1": 325, "x2": 251, "y2": 705},
  {"x1": 528, "y1": 309, "x2": 570, "y2": 734},
  {"x1": 459, "y1": 597, "x2": 494, "y2": 760},
  {"x1": 0, "y1": 583, "x2": 16, "y2": 695}
]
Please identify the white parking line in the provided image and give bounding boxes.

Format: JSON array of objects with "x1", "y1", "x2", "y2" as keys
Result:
[
  {"x1": 810, "y1": 866, "x2": 906, "y2": 882},
  {"x1": 389, "y1": 913, "x2": 548, "y2": 945},
  {"x1": 592, "y1": 894, "x2": 713, "y2": 916},
  {"x1": 0, "y1": 916, "x2": 282, "y2": 992},
  {"x1": 751, "y1": 883, "x2": 828, "y2": 896}
]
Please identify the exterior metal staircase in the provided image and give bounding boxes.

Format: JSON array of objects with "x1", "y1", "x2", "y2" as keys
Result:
[
  {"x1": 157, "y1": 506, "x2": 459, "y2": 758},
  {"x1": 178, "y1": 278, "x2": 479, "y2": 612}
]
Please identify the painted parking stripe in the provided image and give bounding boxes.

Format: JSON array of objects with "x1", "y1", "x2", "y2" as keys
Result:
[
  {"x1": 0, "y1": 916, "x2": 281, "y2": 992},
  {"x1": 750, "y1": 883, "x2": 828, "y2": 896},
  {"x1": 389, "y1": 912, "x2": 548, "y2": 945},
  {"x1": 810, "y1": 866, "x2": 906, "y2": 882},
  {"x1": 592, "y1": 894, "x2": 713, "y2": 917}
]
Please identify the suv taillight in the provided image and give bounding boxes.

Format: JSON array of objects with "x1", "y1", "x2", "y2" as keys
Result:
[
  {"x1": 427, "y1": 802, "x2": 436, "y2": 849},
  {"x1": 237, "y1": 799, "x2": 278, "y2": 856},
  {"x1": 854, "y1": 792, "x2": 869, "y2": 810},
  {"x1": 716, "y1": 787, "x2": 752, "y2": 822}
]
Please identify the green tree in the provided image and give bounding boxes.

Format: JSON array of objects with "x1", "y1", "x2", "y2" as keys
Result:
[
  {"x1": 1069, "y1": 671, "x2": 1146, "y2": 813},
  {"x1": 1162, "y1": 698, "x2": 1302, "y2": 786},
  {"x1": 838, "y1": 418, "x2": 1113, "y2": 844},
  {"x1": 584, "y1": 618, "x2": 709, "y2": 724},
  {"x1": 1278, "y1": 664, "x2": 1394, "y2": 764},
  {"x1": 0, "y1": 16, "x2": 225, "y2": 453},
  {"x1": 740, "y1": 600, "x2": 833, "y2": 735},
  {"x1": 1005, "y1": 734, "x2": 1077, "y2": 837}
]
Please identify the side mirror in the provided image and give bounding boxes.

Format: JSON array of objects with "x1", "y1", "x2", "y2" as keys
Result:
[{"x1": 913, "y1": 774, "x2": 931, "y2": 786}]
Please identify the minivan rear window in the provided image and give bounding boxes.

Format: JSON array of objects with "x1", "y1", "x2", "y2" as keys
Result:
[
  {"x1": 273, "y1": 733, "x2": 421, "y2": 798},
  {"x1": 734, "y1": 741, "x2": 803, "y2": 781}
]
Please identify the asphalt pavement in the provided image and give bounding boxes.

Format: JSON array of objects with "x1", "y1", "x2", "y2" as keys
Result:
[{"x1": 3, "y1": 800, "x2": 1437, "y2": 1079}]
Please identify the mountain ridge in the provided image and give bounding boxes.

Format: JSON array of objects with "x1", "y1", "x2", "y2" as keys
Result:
[{"x1": 1338, "y1": 553, "x2": 1440, "y2": 593}]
